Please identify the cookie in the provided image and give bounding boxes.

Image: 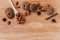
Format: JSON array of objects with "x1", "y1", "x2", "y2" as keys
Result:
[{"x1": 5, "y1": 8, "x2": 15, "y2": 19}]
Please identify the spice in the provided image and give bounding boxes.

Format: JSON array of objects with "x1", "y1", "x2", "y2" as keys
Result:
[
  {"x1": 51, "y1": 19, "x2": 56, "y2": 23},
  {"x1": 7, "y1": 21, "x2": 11, "y2": 25},
  {"x1": 5, "y1": 8, "x2": 15, "y2": 19},
  {"x1": 46, "y1": 13, "x2": 58, "y2": 20},
  {"x1": 2, "y1": 18, "x2": 7, "y2": 22}
]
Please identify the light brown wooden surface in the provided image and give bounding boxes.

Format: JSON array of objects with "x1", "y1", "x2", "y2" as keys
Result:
[{"x1": 0, "y1": 0, "x2": 60, "y2": 40}]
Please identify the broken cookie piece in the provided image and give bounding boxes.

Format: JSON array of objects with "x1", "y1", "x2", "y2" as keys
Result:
[
  {"x1": 41, "y1": 4, "x2": 54, "y2": 15},
  {"x1": 18, "y1": 17, "x2": 26, "y2": 24},
  {"x1": 16, "y1": 13, "x2": 26, "y2": 24},
  {"x1": 5, "y1": 8, "x2": 15, "y2": 19},
  {"x1": 22, "y1": 1, "x2": 31, "y2": 11},
  {"x1": 46, "y1": 5, "x2": 54, "y2": 15},
  {"x1": 30, "y1": 4, "x2": 38, "y2": 12}
]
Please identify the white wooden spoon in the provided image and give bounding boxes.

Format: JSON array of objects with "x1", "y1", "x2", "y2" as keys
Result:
[{"x1": 8, "y1": 0, "x2": 19, "y2": 14}]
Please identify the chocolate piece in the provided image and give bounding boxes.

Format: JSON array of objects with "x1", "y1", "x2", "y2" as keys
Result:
[
  {"x1": 37, "y1": 11, "x2": 41, "y2": 15},
  {"x1": 7, "y1": 21, "x2": 11, "y2": 25},
  {"x1": 2, "y1": 18, "x2": 7, "y2": 22},
  {"x1": 51, "y1": 19, "x2": 56, "y2": 23},
  {"x1": 5, "y1": 8, "x2": 15, "y2": 19},
  {"x1": 46, "y1": 13, "x2": 58, "y2": 20},
  {"x1": 16, "y1": 1, "x2": 19, "y2": 5}
]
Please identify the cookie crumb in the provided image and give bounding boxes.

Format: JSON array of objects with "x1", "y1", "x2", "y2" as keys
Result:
[
  {"x1": 51, "y1": 19, "x2": 56, "y2": 23},
  {"x1": 16, "y1": 13, "x2": 26, "y2": 24},
  {"x1": 7, "y1": 21, "x2": 11, "y2": 25},
  {"x1": 42, "y1": 4, "x2": 54, "y2": 15},
  {"x1": 30, "y1": 4, "x2": 38, "y2": 12},
  {"x1": 16, "y1": 6, "x2": 20, "y2": 9},
  {"x1": 22, "y1": 1, "x2": 31, "y2": 11},
  {"x1": 18, "y1": 17, "x2": 26, "y2": 24},
  {"x1": 16, "y1": 1, "x2": 19, "y2": 5},
  {"x1": 37, "y1": 11, "x2": 41, "y2": 15},
  {"x1": 2, "y1": 18, "x2": 7, "y2": 22}
]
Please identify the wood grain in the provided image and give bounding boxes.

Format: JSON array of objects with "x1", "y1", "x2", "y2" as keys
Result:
[{"x1": 0, "y1": 0, "x2": 60, "y2": 40}]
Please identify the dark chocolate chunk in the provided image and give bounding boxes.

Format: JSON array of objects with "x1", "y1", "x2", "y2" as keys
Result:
[
  {"x1": 2, "y1": 18, "x2": 7, "y2": 22},
  {"x1": 51, "y1": 19, "x2": 56, "y2": 23},
  {"x1": 5, "y1": 8, "x2": 15, "y2": 19}
]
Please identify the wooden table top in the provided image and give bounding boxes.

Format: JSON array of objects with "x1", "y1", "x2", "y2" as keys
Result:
[{"x1": 0, "y1": 0, "x2": 60, "y2": 40}]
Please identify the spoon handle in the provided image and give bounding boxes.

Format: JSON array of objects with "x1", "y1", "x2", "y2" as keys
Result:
[{"x1": 8, "y1": 0, "x2": 18, "y2": 14}]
